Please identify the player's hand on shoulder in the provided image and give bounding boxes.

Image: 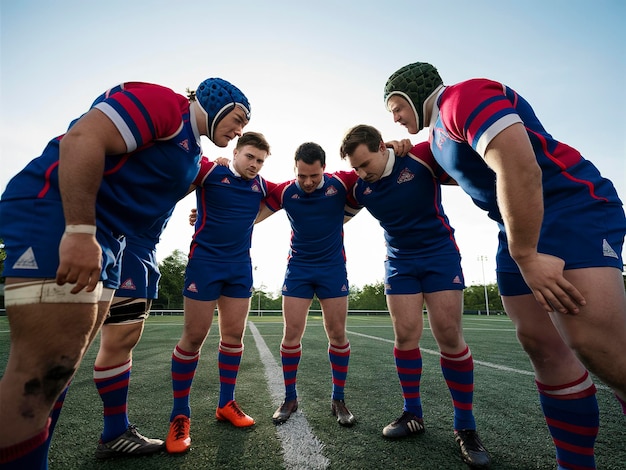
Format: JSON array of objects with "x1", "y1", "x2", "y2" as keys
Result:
[
  {"x1": 385, "y1": 139, "x2": 413, "y2": 157},
  {"x1": 214, "y1": 157, "x2": 230, "y2": 166},
  {"x1": 189, "y1": 208, "x2": 198, "y2": 226}
]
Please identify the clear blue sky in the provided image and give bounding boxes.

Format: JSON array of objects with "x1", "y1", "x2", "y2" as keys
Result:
[{"x1": 1, "y1": 0, "x2": 624, "y2": 293}]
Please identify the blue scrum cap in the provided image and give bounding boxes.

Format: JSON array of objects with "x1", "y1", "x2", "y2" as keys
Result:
[
  {"x1": 196, "y1": 78, "x2": 251, "y2": 141},
  {"x1": 384, "y1": 62, "x2": 443, "y2": 132}
]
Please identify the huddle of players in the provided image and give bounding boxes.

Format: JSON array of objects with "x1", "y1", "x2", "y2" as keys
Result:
[{"x1": 1, "y1": 62, "x2": 624, "y2": 470}]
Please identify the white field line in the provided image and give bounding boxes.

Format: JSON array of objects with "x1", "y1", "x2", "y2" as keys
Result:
[
  {"x1": 248, "y1": 321, "x2": 330, "y2": 470},
  {"x1": 346, "y1": 329, "x2": 611, "y2": 391}
]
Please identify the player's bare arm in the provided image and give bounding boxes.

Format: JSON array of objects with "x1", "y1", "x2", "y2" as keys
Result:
[
  {"x1": 255, "y1": 201, "x2": 274, "y2": 223},
  {"x1": 484, "y1": 123, "x2": 585, "y2": 314},
  {"x1": 56, "y1": 108, "x2": 127, "y2": 293}
]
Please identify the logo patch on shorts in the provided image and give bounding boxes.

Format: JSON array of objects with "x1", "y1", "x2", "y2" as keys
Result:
[
  {"x1": 602, "y1": 239, "x2": 618, "y2": 259},
  {"x1": 119, "y1": 278, "x2": 136, "y2": 290},
  {"x1": 12, "y1": 247, "x2": 38, "y2": 269},
  {"x1": 187, "y1": 282, "x2": 199, "y2": 293}
]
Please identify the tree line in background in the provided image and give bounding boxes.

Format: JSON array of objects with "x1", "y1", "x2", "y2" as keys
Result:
[
  {"x1": 152, "y1": 250, "x2": 504, "y2": 313},
  {"x1": 0, "y1": 245, "x2": 624, "y2": 312}
]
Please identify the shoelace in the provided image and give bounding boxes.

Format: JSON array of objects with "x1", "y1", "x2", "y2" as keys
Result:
[
  {"x1": 173, "y1": 418, "x2": 188, "y2": 439},
  {"x1": 229, "y1": 402, "x2": 246, "y2": 417}
]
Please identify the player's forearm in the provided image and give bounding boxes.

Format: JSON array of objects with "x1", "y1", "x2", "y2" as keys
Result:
[
  {"x1": 485, "y1": 123, "x2": 543, "y2": 262},
  {"x1": 497, "y1": 171, "x2": 543, "y2": 262},
  {"x1": 58, "y1": 137, "x2": 105, "y2": 226}
]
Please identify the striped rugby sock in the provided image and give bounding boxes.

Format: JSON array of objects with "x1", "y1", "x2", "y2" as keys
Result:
[
  {"x1": 329, "y1": 342, "x2": 350, "y2": 401},
  {"x1": 280, "y1": 343, "x2": 302, "y2": 402},
  {"x1": 537, "y1": 372, "x2": 598, "y2": 470},
  {"x1": 440, "y1": 346, "x2": 476, "y2": 431},
  {"x1": 394, "y1": 347, "x2": 423, "y2": 417},
  {"x1": 170, "y1": 345, "x2": 200, "y2": 421}
]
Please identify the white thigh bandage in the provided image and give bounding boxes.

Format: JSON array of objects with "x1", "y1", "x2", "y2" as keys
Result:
[
  {"x1": 100, "y1": 288, "x2": 115, "y2": 303},
  {"x1": 4, "y1": 280, "x2": 104, "y2": 306}
]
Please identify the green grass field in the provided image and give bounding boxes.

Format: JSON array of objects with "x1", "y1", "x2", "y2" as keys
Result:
[{"x1": 1, "y1": 314, "x2": 624, "y2": 469}]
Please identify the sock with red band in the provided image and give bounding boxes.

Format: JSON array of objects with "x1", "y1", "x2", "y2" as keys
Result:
[{"x1": 394, "y1": 347, "x2": 423, "y2": 417}]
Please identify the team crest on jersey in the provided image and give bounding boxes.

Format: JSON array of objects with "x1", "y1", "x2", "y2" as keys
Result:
[
  {"x1": 186, "y1": 282, "x2": 199, "y2": 293},
  {"x1": 119, "y1": 278, "x2": 136, "y2": 290},
  {"x1": 364, "y1": 187, "x2": 373, "y2": 195},
  {"x1": 434, "y1": 127, "x2": 450, "y2": 150},
  {"x1": 251, "y1": 182, "x2": 261, "y2": 192},
  {"x1": 12, "y1": 247, "x2": 38, "y2": 269},
  {"x1": 325, "y1": 186, "x2": 338, "y2": 196},
  {"x1": 452, "y1": 275, "x2": 462, "y2": 284},
  {"x1": 397, "y1": 168, "x2": 415, "y2": 184},
  {"x1": 221, "y1": 177, "x2": 231, "y2": 184},
  {"x1": 290, "y1": 193, "x2": 300, "y2": 199},
  {"x1": 178, "y1": 139, "x2": 190, "y2": 151}
]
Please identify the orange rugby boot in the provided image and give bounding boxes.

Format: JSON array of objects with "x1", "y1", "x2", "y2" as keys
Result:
[
  {"x1": 215, "y1": 400, "x2": 255, "y2": 427},
  {"x1": 165, "y1": 415, "x2": 191, "y2": 453}
]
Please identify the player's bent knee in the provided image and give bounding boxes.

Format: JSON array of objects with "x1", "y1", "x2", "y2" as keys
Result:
[
  {"x1": 105, "y1": 298, "x2": 151, "y2": 324},
  {"x1": 4, "y1": 279, "x2": 104, "y2": 306}
]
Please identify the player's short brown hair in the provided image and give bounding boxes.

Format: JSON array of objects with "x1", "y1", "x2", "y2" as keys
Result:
[{"x1": 339, "y1": 124, "x2": 382, "y2": 159}]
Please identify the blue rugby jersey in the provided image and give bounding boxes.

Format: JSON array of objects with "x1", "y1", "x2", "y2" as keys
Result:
[
  {"x1": 430, "y1": 78, "x2": 623, "y2": 222},
  {"x1": 189, "y1": 158, "x2": 275, "y2": 262},
  {"x1": 1, "y1": 82, "x2": 202, "y2": 237},
  {"x1": 265, "y1": 171, "x2": 359, "y2": 266},
  {"x1": 347, "y1": 145, "x2": 459, "y2": 259}
]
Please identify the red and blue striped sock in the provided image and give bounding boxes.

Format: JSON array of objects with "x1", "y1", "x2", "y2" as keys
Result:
[
  {"x1": 170, "y1": 345, "x2": 200, "y2": 421},
  {"x1": 537, "y1": 372, "x2": 598, "y2": 470},
  {"x1": 440, "y1": 346, "x2": 476, "y2": 430},
  {"x1": 94, "y1": 360, "x2": 131, "y2": 442},
  {"x1": 280, "y1": 343, "x2": 302, "y2": 402},
  {"x1": 0, "y1": 418, "x2": 50, "y2": 470},
  {"x1": 394, "y1": 347, "x2": 423, "y2": 417},
  {"x1": 45, "y1": 383, "x2": 70, "y2": 449},
  {"x1": 329, "y1": 342, "x2": 350, "y2": 401},
  {"x1": 218, "y1": 341, "x2": 243, "y2": 408}
]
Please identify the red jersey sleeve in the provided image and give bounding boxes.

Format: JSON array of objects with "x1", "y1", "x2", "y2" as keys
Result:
[
  {"x1": 95, "y1": 82, "x2": 189, "y2": 152},
  {"x1": 265, "y1": 180, "x2": 293, "y2": 212},
  {"x1": 438, "y1": 79, "x2": 521, "y2": 154},
  {"x1": 408, "y1": 142, "x2": 453, "y2": 184}
]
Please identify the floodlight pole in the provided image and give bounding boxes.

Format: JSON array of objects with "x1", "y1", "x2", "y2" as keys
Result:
[{"x1": 478, "y1": 255, "x2": 490, "y2": 316}]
